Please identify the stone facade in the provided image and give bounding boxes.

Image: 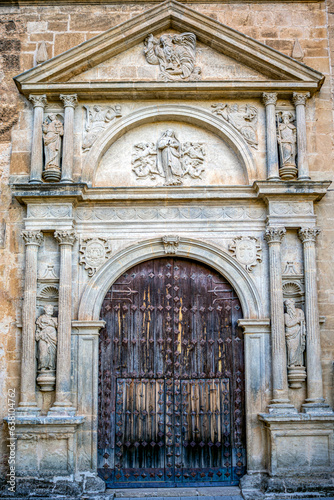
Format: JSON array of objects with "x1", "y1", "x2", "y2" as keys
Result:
[{"x1": 0, "y1": 0, "x2": 334, "y2": 498}]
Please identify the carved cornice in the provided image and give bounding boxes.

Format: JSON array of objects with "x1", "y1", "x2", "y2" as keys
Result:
[
  {"x1": 298, "y1": 227, "x2": 320, "y2": 243},
  {"x1": 292, "y1": 92, "x2": 310, "y2": 106},
  {"x1": 21, "y1": 230, "x2": 44, "y2": 246},
  {"x1": 60, "y1": 94, "x2": 78, "y2": 108},
  {"x1": 29, "y1": 94, "x2": 47, "y2": 108},
  {"x1": 262, "y1": 92, "x2": 277, "y2": 106},
  {"x1": 54, "y1": 230, "x2": 77, "y2": 246},
  {"x1": 264, "y1": 226, "x2": 286, "y2": 244}
]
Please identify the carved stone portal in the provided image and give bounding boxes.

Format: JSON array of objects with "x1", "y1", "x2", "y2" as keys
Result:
[
  {"x1": 82, "y1": 104, "x2": 122, "y2": 152},
  {"x1": 144, "y1": 32, "x2": 201, "y2": 81},
  {"x1": 42, "y1": 113, "x2": 64, "y2": 182},
  {"x1": 229, "y1": 236, "x2": 262, "y2": 272},
  {"x1": 132, "y1": 130, "x2": 206, "y2": 186},
  {"x1": 36, "y1": 305, "x2": 58, "y2": 392},
  {"x1": 79, "y1": 237, "x2": 112, "y2": 276},
  {"x1": 284, "y1": 298, "x2": 307, "y2": 389},
  {"x1": 212, "y1": 103, "x2": 258, "y2": 149}
]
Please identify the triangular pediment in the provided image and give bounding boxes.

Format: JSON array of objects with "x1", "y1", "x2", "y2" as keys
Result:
[{"x1": 14, "y1": 0, "x2": 324, "y2": 98}]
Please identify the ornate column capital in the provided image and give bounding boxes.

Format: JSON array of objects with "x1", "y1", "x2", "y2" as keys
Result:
[
  {"x1": 54, "y1": 230, "x2": 77, "y2": 246},
  {"x1": 262, "y1": 92, "x2": 277, "y2": 106},
  {"x1": 60, "y1": 94, "x2": 78, "y2": 108},
  {"x1": 21, "y1": 230, "x2": 44, "y2": 246},
  {"x1": 264, "y1": 226, "x2": 286, "y2": 244},
  {"x1": 29, "y1": 94, "x2": 47, "y2": 108},
  {"x1": 292, "y1": 92, "x2": 310, "y2": 106},
  {"x1": 298, "y1": 227, "x2": 320, "y2": 243}
]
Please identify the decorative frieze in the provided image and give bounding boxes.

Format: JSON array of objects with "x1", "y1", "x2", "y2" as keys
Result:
[
  {"x1": 271, "y1": 201, "x2": 313, "y2": 216},
  {"x1": 162, "y1": 235, "x2": 180, "y2": 254},
  {"x1": 79, "y1": 237, "x2": 112, "y2": 276},
  {"x1": 211, "y1": 102, "x2": 258, "y2": 149},
  {"x1": 132, "y1": 130, "x2": 206, "y2": 185},
  {"x1": 28, "y1": 204, "x2": 72, "y2": 219},
  {"x1": 83, "y1": 104, "x2": 122, "y2": 152},
  {"x1": 144, "y1": 32, "x2": 201, "y2": 81},
  {"x1": 228, "y1": 236, "x2": 262, "y2": 272}
]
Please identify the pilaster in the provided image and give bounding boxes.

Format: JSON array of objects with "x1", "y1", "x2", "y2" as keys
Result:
[
  {"x1": 263, "y1": 92, "x2": 279, "y2": 181},
  {"x1": 292, "y1": 92, "x2": 310, "y2": 181},
  {"x1": 59, "y1": 94, "x2": 78, "y2": 183},
  {"x1": 29, "y1": 95, "x2": 47, "y2": 184}
]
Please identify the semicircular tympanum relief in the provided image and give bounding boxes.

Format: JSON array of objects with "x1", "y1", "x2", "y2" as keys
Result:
[{"x1": 93, "y1": 121, "x2": 247, "y2": 187}]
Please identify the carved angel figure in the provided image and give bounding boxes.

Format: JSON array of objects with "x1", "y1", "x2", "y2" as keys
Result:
[
  {"x1": 277, "y1": 111, "x2": 297, "y2": 167},
  {"x1": 144, "y1": 32, "x2": 201, "y2": 81},
  {"x1": 131, "y1": 142, "x2": 159, "y2": 179},
  {"x1": 83, "y1": 104, "x2": 121, "y2": 151},
  {"x1": 181, "y1": 142, "x2": 206, "y2": 179},
  {"x1": 157, "y1": 129, "x2": 183, "y2": 185},
  {"x1": 35, "y1": 305, "x2": 57, "y2": 371},
  {"x1": 212, "y1": 103, "x2": 258, "y2": 149},
  {"x1": 42, "y1": 113, "x2": 63, "y2": 172},
  {"x1": 284, "y1": 298, "x2": 306, "y2": 367}
]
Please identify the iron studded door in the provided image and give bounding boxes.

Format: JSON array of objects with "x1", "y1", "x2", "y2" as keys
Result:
[{"x1": 98, "y1": 258, "x2": 245, "y2": 488}]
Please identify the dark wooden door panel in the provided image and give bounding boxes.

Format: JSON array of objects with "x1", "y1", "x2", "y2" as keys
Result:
[{"x1": 98, "y1": 258, "x2": 245, "y2": 488}]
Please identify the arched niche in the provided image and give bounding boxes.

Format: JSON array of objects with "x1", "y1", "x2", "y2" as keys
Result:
[{"x1": 82, "y1": 105, "x2": 258, "y2": 186}]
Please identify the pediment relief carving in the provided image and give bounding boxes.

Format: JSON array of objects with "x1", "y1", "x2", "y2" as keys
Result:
[{"x1": 14, "y1": 0, "x2": 324, "y2": 99}]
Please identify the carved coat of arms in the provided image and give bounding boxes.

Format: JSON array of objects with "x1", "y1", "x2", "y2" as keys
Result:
[
  {"x1": 229, "y1": 236, "x2": 262, "y2": 272},
  {"x1": 79, "y1": 237, "x2": 112, "y2": 276},
  {"x1": 144, "y1": 32, "x2": 201, "y2": 81}
]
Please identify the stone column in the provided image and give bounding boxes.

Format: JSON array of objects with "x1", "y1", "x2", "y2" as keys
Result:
[
  {"x1": 29, "y1": 95, "x2": 47, "y2": 184},
  {"x1": 263, "y1": 92, "x2": 280, "y2": 181},
  {"x1": 298, "y1": 227, "x2": 331, "y2": 412},
  {"x1": 59, "y1": 94, "x2": 78, "y2": 183},
  {"x1": 293, "y1": 92, "x2": 310, "y2": 181},
  {"x1": 17, "y1": 230, "x2": 43, "y2": 414},
  {"x1": 264, "y1": 226, "x2": 296, "y2": 412},
  {"x1": 50, "y1": 230, "x2": 77, "y2": 415}
]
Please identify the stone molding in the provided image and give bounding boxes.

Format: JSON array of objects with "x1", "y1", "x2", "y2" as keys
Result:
[
  {"x1": 83, "y1": 104, "x2": 257, "y2": 185},
  {"x1": 78, "y1": 236, "x2": 263, "y2": 322}
]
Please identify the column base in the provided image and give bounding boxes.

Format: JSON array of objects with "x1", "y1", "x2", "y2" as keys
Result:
[
  {"x1": 298, "y1": 175, "x2": 311, "y2": 181},
  {"x1": 267, "y1": 176, "x2": 281, "y2": 181},
  {"x1": 60, "y1": 178, "x2": 73, "y2": 183},
  {"x1": 16, "y1": 402, "x2": 40, "y2": 416},
  {"x1": 48, "y1": 401, "x2": 76, "y2": 416},
  {"x1": 302, "y1": 400, "x2": 334, "y2": 415},
  {"x1": 267, "y1": 401, "x2": 298, "y2": 415},
  {"x1": 28, "y1": 179, "x2": 42, "y2": 184}
]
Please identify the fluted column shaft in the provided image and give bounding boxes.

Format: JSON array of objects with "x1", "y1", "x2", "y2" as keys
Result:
[
  {"x1": 29, "y1": 95, "x2": 47, "y2": 184},
  {"x1": 18, "y1": 231, "x2": 43, "y2": 413},
  {"x1": 265, "y1": 226, "x2": 292, "y2": 407},
  {"x1": 298, "y1": 228, "x2": 324, "y2": 405},
  {"x1": 51, "y1": 230, "x2": 77, "y2": 413},
  {"x1": 293, "y1": 92, "x2": 310, "y2": 181},
  {"x1": 263, "y1": 92, "x2": 279, "y2": 181},
  {"x1": 60, "y1": 94, "x2": 77, "y2": 183}
]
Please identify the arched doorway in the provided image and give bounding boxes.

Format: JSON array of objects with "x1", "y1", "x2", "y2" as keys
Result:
[{"x1": 98, "y1": 257, "x2": 246, "y2": 488}]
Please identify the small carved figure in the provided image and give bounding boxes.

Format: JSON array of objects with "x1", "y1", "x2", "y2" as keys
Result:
[
  {"x1": 131, "y1": 142, "x2": 159, "y2": 179},
  {"x1": 42, "y1": 113, "x2": 64, "y2": 182},
  {"x1": 212, "y1": 103, "x2": 258, "y2": 149},
  {"x1": 35, "y1": 305, "x2": 57, "y2": 371},
  {"x1": 157, "y1": 129, "x2": 183, "y2": 186},
  {"x1": 277, "y1": 111, "x2": 297, "y2": 169},
  {"x1": 181, "y1": 142, "x2": 206, "y2": 179},
  {"x1": 144, "y1": 32, "x2": 201, "y2": 81},
  {"x1": 284, "y1": 298, "x2": 306, "y2": 367},
  {"x1": 83, "y1": 104, "x2": 122, "y2": 151}
]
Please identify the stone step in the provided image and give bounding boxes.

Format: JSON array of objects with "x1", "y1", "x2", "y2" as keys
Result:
[{"x1": 104, "y1": 486, "x2": 242, "y2": 499}]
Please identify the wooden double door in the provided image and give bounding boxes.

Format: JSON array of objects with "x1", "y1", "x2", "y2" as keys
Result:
[{"x1": 98, "y1": 258, "x2": 246, "y2": 488}]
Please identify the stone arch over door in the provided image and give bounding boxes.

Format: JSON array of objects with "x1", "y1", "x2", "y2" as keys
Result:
[
  {"x1": 98, "y1": 256, "x2": 246, "y2": 487},
  {"x1": 81, "y1": 105, "x2": 258, "y2": 185}
]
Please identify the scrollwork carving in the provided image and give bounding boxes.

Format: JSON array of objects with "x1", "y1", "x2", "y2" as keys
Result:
[
  {"x1": 59, "y1": 94, "x2": 78, "y2": 108},
  {"x1": 228, "y1": 236, "x2": 262, "y2": 272},
  {"x1": 79, "y1": 237, "x2": 112, "y2": 277},
  {"x1": 144, "y1": 32, "x2": 201, "y2": 81},
  {"x1": 298, "y1": 227, "x2": 320, "y2": 243},
  {"x1": 264, "y1": 226, "x2": 286, "y2": 244},
  {"x1": 262, "y1": 92, "x2": 277, "y2": 106},
  {"x1": 211, "y1": 103, "x2": 258, "y2": 149},
  {"x1": 29, "y1": 94, "x2": 47, "y2": 108},
  {"x1": 292, "y1": 92, "x2": 310, "y2": 107}
]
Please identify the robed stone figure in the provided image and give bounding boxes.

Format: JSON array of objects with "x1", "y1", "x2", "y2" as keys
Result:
[
  {"x1": 284, "y1": 298, "x2": 306, "y2": 367},
  {"x1": 157, "y1": 129, "x2": 183, "y2": 186},
  {"x1": 36, "y1": 305, "x2": 57, "y2": 371},
  {"x1": 42, "y1": 114, "x2": 63, "y2": 181}
]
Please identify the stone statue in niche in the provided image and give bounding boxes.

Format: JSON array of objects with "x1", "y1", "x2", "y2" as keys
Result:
[
  {"x1": 276, "y1": 111, "x2": 297, "y2": 180},
  {"x1": 35, "y1": 304, "x2": 57, "y2": 391},
  {"x1": 42, "y1": 113, "x2": 64, "y2": 182},
  {"x1": 82, "y1": 104, "x2": 122, "y2": 152},
  {"x1": 144, "y1": 32, "x2": 201, "y2": 81},
  {"x1": 132, "y1": 129, "x2": 206, "y2": 186},
  {"x1": 284, "y1": 298, "x2": 307, "y2": 389},
  {"x1": 211, "y1": 103, "x2": 258, "y2": 149}
]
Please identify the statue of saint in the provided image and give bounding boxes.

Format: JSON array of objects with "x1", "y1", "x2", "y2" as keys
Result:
[
  {"x1": 157, "y1": 129, "x2": 183, "y2": 186},
  {"x1": 277, "y1": 111, "x2": 297, "y2": 167},
  {"x1": 35, "y1": 305, "x2": 57, "y2": 371},
  {"x1": 284, "y1": 298, "x2": 306, "y2": 367},
  {"x1": 42, "y1": 114, "x2": 63, "y2": 181}
]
